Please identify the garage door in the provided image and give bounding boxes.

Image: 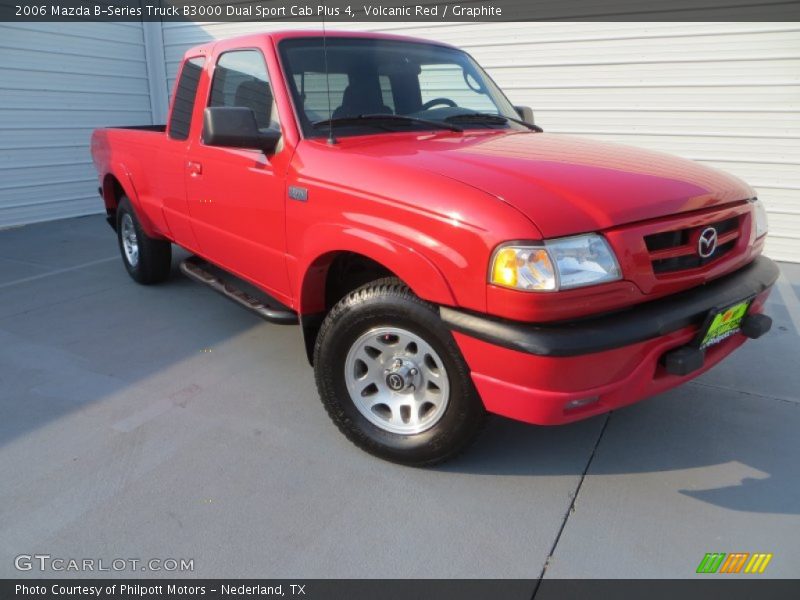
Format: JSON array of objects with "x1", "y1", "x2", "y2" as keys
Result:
[
  {"x1": 0, "y1": 22, "x2": 154, "y2": 227},
  {"x1": 161, "y1": 21, "x2": 800, "y2": 262}
]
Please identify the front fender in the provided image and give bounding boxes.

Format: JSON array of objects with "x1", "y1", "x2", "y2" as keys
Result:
[{"x1": 294, "y1": 222, "x2": 457, "y2": 314}]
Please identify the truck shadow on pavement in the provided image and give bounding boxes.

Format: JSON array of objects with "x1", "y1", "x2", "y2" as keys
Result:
[{"x1": 0, "y1": 217, "x2": 264, "y2": 448}]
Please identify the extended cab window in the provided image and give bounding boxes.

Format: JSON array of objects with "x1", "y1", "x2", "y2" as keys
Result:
[
  {"x1": 209, "y1": 49, "x2": 279, "y2": 131},
  {"x1": 168, "y1": 57, "x2": 205, "y2": 141}
]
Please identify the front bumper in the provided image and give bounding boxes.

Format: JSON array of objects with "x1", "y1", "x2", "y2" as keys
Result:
[{"x1": 441, "y1": 256, "x2": 779, "y2": 425}]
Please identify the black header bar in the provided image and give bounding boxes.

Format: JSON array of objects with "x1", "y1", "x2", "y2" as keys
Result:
[
  {"x1": 2, "y1": 0, "x2": 800, "y2": 22},
  {"x1": 3, "y1": 579, "x2": 800, "y2": 600}
]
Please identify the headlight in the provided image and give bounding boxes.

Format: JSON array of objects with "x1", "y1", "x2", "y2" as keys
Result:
[
  {"x1": 489, "y1": 234, "x2": 621, "y2": 292},
  {"x1": 751, "y1": 197, "x2": 768, "y2": 239}
]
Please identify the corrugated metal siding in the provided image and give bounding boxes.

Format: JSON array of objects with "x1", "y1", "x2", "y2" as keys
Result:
[
  {"x1": 0, "y1": 22, "x2": 153, "y2": 227},
  {"x1": 161, "y1": 21, "x2": 800, "y2": 262}
]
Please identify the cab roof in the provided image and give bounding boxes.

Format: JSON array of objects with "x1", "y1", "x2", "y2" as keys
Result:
[{"x1": 184, "y1": 30, "x2": 454, "y2": 60}]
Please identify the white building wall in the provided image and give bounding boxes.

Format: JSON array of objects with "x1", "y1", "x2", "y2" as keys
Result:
[
  {"x1": 0, "y1": 20, "x2": 796, "y2": 262},
  {"x1": 0, "y1": 22, "x2": 155, "y2": 227},
  {"x1": 161, "y1": 21, "x2": 800, "y2": 262}
]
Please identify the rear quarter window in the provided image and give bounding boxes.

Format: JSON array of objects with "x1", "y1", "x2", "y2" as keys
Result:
[{"x1": 168, "y1": 57, "x2": 205, "y2": 141}]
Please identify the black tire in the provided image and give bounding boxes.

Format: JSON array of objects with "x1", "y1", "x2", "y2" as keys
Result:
[
  {"x1": 314, "y1": 277, "x2": 486, "y2": 466},
  {"x1": 116, "y1": 196, "x2": 172, "y2": 285}
]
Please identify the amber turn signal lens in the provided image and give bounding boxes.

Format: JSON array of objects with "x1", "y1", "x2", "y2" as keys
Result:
[
  {"x1": 491, "y1": 247, "x2": 519, "y2": 287},
  {"x1": 490, "y1": 245, "x2": 557, "y2": 290}
]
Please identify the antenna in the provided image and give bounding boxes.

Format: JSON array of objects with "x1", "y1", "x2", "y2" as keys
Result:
[{"x1": 322, "y1": 10, "x2": 336, "y2": 145}]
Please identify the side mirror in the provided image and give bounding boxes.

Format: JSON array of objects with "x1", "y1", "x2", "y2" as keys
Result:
[
  {"x1": 514, "y1": 105, "x2": 535, "y2": 125},
  {"x1": 202, "y1": 107, "x2": 280, "y2": 153}
]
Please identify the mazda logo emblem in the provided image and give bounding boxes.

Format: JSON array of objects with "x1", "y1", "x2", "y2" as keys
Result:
[
  {"x1": 698, "y1": 227, "x2": 718, "y2": 258},
  {"x1": 386, "y1": 373, "x2": 405, "y2": 391}
]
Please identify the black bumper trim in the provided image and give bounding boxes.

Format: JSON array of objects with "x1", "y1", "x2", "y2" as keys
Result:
[{"x1": 440, "y1": 256, "x2": 779, "y2": 357}]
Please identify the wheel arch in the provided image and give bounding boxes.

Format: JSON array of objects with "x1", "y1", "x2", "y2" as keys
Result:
[
  {"x1": 295, "y1": 234, "x2": 457, "y2": 365},
  {"x1": 100, "y1": 173, "x2": 127, "y2": 230},
  {"x1": 100, "y1": 166, "x2": 159, "y2": 237}
]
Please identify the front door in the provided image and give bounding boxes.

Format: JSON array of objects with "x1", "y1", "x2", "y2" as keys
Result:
[{"x1": 185, "y1": 48, "x2": 290, "y2": 301}]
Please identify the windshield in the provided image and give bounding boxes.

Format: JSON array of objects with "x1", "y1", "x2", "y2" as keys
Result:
[{"x1": 278, "y1": 37, "x2": 527, "y2": 138}]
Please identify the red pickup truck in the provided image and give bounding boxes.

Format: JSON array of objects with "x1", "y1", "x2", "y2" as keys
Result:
[{"x1": 91, "y1": 30, "x2": 777, "y2": 465}]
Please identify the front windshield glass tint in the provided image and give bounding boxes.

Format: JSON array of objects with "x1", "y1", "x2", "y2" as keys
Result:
[{"x1": 279, "y1": 37, "x2": 525, "y2": 137}]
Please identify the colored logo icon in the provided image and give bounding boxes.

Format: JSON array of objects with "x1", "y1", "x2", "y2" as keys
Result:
[{"x1": 696, "y1": 552, "x2": 773, "y2": 574}]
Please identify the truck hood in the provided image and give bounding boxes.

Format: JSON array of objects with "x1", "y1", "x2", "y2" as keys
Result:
[{"x1": 349, "y1": 132, "x2": 754, "y2": 238}]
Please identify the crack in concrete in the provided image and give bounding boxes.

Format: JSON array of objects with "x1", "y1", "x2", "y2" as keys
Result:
[
  {"x1": 0, "y1": 256, "x2": 117, "y2": 289},
  {"x1": 531, "y1": 413, "x2": 612, "y2": 598},
  {"x1": 0, "y1": 286, "x2": 117, "y2": 321},
  {"x1": 687, "y1": 380, "x2": 799, "y2": 407}
]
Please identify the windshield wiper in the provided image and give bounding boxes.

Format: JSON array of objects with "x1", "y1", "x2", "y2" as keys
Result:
[
  {"x1": 444, "y1": 113, "x2": 543, "y2": 132},
  {"x1": 312, "y1": 114, "x2": 463, "y2": 133}
]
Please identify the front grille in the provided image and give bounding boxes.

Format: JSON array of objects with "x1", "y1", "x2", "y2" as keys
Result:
[{"x1": 645, "y1": 216, "x2": 741, "y2": 275}]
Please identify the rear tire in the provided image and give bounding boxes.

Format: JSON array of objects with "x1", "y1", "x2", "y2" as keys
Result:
[
  {"x1": 116, "y1": 197, "x2": 172, "y2": 285},
  {"x1": 314, "y1": 277, "x2": 486, "y2": 466}
]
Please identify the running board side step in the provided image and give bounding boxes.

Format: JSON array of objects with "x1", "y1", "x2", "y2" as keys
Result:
[{"x1": 179, "y1": 256, "x2": 298, "y2": 325}]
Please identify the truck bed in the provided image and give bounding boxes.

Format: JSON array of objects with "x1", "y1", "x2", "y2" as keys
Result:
[
  {"x1": 102, "y1": 124, "x2": 166, "y2": 132},
  {"x1": 90, "y1": 124, "x2": 174, "y2": 239}
]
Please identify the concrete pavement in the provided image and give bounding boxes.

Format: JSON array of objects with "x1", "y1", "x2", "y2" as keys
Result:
[{"x1": 0, "y1": 215, "x2": 797, "y2": 579}]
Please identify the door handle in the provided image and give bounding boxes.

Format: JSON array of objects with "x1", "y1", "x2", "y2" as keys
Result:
[{"x1": 187, "y1": 161, "x2": 203, "y2": 176}]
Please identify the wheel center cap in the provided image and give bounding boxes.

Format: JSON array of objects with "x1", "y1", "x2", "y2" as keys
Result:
[
  {"x1": 385, "y1": 360, "x2": 416, "y2": 392},
  {"x1": 386, "y1": 372, "x2": 405, "y2": 391}
]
